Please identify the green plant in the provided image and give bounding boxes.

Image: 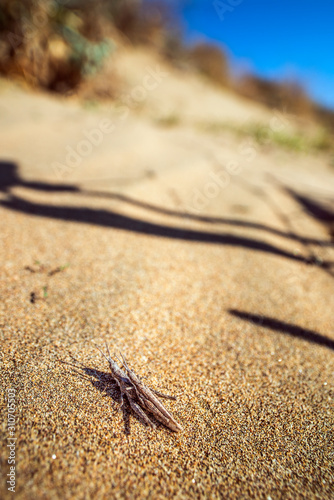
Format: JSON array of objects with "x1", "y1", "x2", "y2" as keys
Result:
[
  {"x1": 155, "y1": 114, "x2": 181, "y2": 127},
  {"x1": 269, "y1": 130, "x2": 306, "y2": 152}
]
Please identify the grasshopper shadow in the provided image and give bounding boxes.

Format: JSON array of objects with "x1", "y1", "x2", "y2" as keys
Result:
[
  {"x1": 61, "y1": 358, "x2": 172, "y2": 434},
  {"x1": 84, "y1": 365, "x2": 175, "y2": 435},
  {"x1": 60, "y1": 358, "x2": 144, "y2": 435},
  {"x1": 83, "y1": 366, "x2": 132, "y2": 435}
]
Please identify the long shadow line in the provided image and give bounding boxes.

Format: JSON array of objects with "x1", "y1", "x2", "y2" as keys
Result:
[
  {"x1": 1, "y1": 160, "x2": 332, "y2": 248},
  {"x1": 1, "y1": 194, "x2": 333, "y2": 268},
  {"x1": 278, "y1": 185, "x2": 334, "y2": 224},
  {"x1": 81, "y1": 190, "x2": 333, "y2": 248},
  {"x1": 278, "y1": 184, "x2": 334, "y2": 240},
  {"x1": 229, "y1": 309, "x2": 334, "y2": 350},
  {"x1": 267, "y1": 174, "x2": 334, "y2": 239},
  {"x1": 235, "y1": 177, "x2": 334, "y2": 277}
]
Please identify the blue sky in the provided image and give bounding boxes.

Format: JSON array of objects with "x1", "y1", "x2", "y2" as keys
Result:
[{"x1": 166, "y1": 0, "x2": 334, "y2": 110}]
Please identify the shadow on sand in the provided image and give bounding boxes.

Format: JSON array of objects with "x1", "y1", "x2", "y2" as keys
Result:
[
  {"x1": 1, "y1": 160, "x2": 333, "y2": 271},
  {"x1": 280, "y1": 185, "x2": 334, "y2": 241},
  {"x1": 59, "y1": 357, "x2": 175, "y2": 435},
  {"x1": 229, "y1": 309, "x2": 334, "y2": 351}
]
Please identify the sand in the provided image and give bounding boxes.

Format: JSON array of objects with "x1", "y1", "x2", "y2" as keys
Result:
[{"x1": 0, "y1": 58, "x2": 334, "y2": 499}]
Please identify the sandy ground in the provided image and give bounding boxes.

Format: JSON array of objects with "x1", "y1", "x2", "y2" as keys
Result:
[{"x1": 0, "y1": 52, "x2": 334, "y2": 499}]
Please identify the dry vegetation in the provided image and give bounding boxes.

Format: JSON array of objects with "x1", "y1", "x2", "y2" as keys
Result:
[
  {"x1": 186, "y1": 42, "x2": 230, "y2": 87},
  {"x1": 0, "y1": 0, "x2": 333, "y2": 138}
]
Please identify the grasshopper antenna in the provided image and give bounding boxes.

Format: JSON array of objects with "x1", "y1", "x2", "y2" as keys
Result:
[{"x1": 92, "y1": 342, "x2": 109, "y2": 362}]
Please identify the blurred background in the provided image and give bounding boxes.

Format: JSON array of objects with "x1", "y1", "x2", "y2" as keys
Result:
[{"x1": 0, "y1": 0, "x2": 333, "y2": 130}]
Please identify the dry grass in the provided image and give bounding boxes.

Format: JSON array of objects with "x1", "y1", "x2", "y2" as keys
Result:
[
  {"x1": 0, "y1": 0, "x2": 333, "y2": 133},
  {"x1": 236, "y1": 74, "x2": 314, "y2": 116},
  {"x1": 185, "y1": 42, "x2": 230, "y2": 88},
  {"x1": 0, "y1": 0, "x2": 115, "y2": 92}
]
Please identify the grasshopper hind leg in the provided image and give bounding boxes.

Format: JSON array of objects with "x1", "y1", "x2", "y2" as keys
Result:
[{"x1": 127, "y1": 397, "x2": 156, "y2": 429}]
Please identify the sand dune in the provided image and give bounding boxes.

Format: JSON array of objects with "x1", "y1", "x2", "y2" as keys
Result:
[{"x1": 1, "y1": 55, "x2": 334, "y2": 499}]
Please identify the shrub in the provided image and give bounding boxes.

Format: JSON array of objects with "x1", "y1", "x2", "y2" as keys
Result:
[
  {"x1": 237, "y1": 74, "x2": 313, "y2": 116},
  {"x1": 186, "y1": 42, "x2": 229, "y2": 87}
]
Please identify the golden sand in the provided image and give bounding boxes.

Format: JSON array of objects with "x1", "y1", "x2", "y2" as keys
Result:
[{"x1": 1, "y1": 82, "x2": 334, "y2": 499}]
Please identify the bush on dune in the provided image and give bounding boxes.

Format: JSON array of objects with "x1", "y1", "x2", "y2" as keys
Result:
[
  {"x1": 0, "y1": 0, "x2": 333, "y2": 139},
  {"x1": 0, "y1": 0, "x2": 123, "y2": 93}
]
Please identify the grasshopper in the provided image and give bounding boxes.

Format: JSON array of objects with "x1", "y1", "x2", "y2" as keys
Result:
[{"x1": 95, "y1": 344, "x2": 183, "y2": 432}]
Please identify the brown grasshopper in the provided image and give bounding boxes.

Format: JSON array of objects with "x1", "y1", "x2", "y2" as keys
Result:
[{"x1": 95, "y1": 344, "x2": 183, "y2": 432}]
